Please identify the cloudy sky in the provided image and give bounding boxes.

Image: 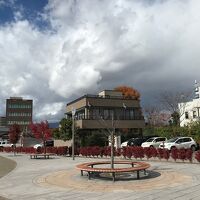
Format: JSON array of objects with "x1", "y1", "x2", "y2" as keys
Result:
[{"x1": 0, "y1": 0, "x2": 199, "y2": 122}]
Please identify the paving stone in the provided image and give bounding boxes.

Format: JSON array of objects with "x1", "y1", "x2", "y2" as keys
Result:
[{"x1": 1, "y1": 153, "x2": 200, "y2": 200}]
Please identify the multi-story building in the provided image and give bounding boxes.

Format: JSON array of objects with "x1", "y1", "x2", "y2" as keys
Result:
[
  {"x1": 66, "y1": 90, "x2": 145, "y2": 146},
  {"x1": 0, "y1": 126, "x2": 9, "y2": 140},
  {"x1": 6, "y1": 97, "x2": 33, "y2": 130},
  {"x1": 179, "y1": 81, "x2": 200, "y2": 126},
  {"x1": 0, "y1": 117, "x2": 7, "y2": 126}
]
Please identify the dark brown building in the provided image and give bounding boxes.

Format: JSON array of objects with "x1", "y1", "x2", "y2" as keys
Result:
[
  {"x1": 6, "y1": 97, "x2": 33, "y2": 130},
  {"x1": 66, "y1": 90, "x2": 145, "y2": 145}
]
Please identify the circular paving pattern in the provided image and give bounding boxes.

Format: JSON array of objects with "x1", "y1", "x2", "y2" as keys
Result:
[{"x1": 34, "y1": 167, "x2": 192, "y2": 192}]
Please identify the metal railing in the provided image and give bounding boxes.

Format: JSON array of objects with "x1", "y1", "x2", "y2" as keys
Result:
[
  {"x1": 67, "y1": 94, "x2": 138, "y2": 106},
  {"x1": 75, "y1": 115, "x2": 144, "y2": 121}
]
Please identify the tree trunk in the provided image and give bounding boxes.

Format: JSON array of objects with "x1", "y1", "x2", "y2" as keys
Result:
[
  {"x1": 111, "y1": 113, "x2": 115, "y2": 169},
  {"x1": 43, "y1": 140, "x2": 46, "y2": 154},
  {"x1": 111, "y1": 131, "x2": 114, "y2": 169},
  {"x1": 14, "y1": 144, "x2": 16, "y2": 156}
]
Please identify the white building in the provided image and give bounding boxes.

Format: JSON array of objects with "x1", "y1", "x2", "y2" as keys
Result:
[{"x1": 179, "y1": 81, "x2": 200, "y2": 127}]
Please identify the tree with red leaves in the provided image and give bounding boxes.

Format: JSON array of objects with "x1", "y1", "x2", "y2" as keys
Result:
[
  {"x1": 195, "y1": 150, "x2": 200, "y2": 162},
  {"x1": 29, "y1": 121, "x2": 52, "y2": 154},
  {"x1": 9, "y1": 124, "x2": 21, "y2": 156},
  {"x1": 115, "y1": 86, "x2": 140, "y2": 100}
]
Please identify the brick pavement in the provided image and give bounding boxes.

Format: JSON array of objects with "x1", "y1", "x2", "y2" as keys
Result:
[{"x1": 0, "y1": 153, "x2": 200, "y2": 200}]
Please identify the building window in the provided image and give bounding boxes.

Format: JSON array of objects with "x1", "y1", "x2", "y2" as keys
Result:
[
  {"x1": 125, "y1": 109, "x2": 130, "y2": 120},
  {"x1": 185, "y1": 112, "x2": 189, "y2": 119},
  {"x1": 104, "y1": 109, "x2": 109, "y2": 119},
  {"x1": 193, "y1": 111, "x2": 197, "y2": 118},
  {"x1": 129, "y1": 110, "x2": 132, "y2": 119}
]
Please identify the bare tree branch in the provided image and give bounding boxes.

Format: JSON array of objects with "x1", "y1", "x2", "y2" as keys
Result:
[{"x1": 157, "y1": 91, "x2": 192, "y2": 113}]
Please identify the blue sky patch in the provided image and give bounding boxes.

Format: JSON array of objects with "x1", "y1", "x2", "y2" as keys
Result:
[{"x1": 0, "y1": 0, "x2": 48, "y2": 28}]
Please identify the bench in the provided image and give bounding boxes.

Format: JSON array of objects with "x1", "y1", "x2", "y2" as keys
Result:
[
  {"x1": 76, "y1": 161, "x2": 150, "y2": 181},
  {"x1": 29, "y1": 153, "x2": 55, "y2": 159}
]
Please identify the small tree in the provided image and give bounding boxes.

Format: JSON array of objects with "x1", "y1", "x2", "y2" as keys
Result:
[
  {"x1": 144, "y1": 106, "x2": 171, "y2": 127},
  {"x1": 195, "y1": 150, "x2": 200, "y2": 162},
  {"x1": 53, "y1": 118, "x2": 73, "y2": 141},
  {"x1": 170, "y1": 111, "x2": 180, "y2": 126},
  {"x1": 115, "y1": 85, "x2": 140, "y2": 100},
  {"x1": 9, "y1": 124, "x2": 21, "y2": 156},
  {"x1": 163, "y1": 149, "x2": 170, "y2": 161},
  {"x1": 29, "y1": 121, "x2": 52, "y2": 154},
  {"x1": 185, "y1": 149, "x2": 193, "y2": 162},
  {"x1": 82, "y1": 133, "x2": 107, "y2": 147},
  {"x1": 60, "y1": 118, "x2": 73, "y2": 140},
  {"x1": 171, "y1": 148, "x2": 178, "y2": 161}
]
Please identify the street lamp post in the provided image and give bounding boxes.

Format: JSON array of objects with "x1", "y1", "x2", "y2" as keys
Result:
[
  {"x1": 111, "y1": 113, "x2": 115, "y2": 169},
  {"x1": 72, "y1": 107, "x2": 76, "y2": 160}
]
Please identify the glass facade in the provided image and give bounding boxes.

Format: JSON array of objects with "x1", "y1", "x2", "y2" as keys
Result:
[
  {"x1": 75, "y1": 107, "x2": 143, "y2": 120},
  {"x1": 6, "y1": 97, "x2": 33, "y2": 128}
]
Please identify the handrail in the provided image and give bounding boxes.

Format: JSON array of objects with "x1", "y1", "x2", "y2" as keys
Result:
[{"x1": 67, "y1": 94, "x2": 138, "y2": 106}]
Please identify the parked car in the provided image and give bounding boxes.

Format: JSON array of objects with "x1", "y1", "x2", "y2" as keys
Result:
[
  {"x1": 33, "y1": 140, "x2": 54, "y2": 149},
  {"x1": 33, "y1": 143, "x2": 43, "y2": 149},
  {"x1": 121, "y1": 141, "x2": 128, "y2": 147},
  {"x1": 141, "y1": 137, "x2": 167, "y2": 148},
  {"x1": 0, "y1": 140, "x2": 10, "y2": 147},
  {"x1": 9, "y1": 143, "x2": 22, "y2": 147},
  {"x1": 159, "y1": 137, "x2": 197, "y2": 151},
  {"x1": 0, "y1": 140, "x2": 22, "y2": 148},
  {"x1": 127, "y1": 138, "x2": 147, "y2": 147}
]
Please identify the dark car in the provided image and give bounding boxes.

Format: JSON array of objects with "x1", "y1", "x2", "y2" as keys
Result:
[
  {"x1": 45, "y1": 140, "x2": 54, "y2": 147},
  {"x1": 127, "y1": 138, "x2": 147, "y2": 146}
]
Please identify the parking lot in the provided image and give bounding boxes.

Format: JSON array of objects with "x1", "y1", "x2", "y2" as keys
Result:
[{"x1": 0, "y1": 153, "x2": 200, "y2": 200}]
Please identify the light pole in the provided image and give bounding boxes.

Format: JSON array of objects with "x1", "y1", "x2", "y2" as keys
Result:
[{"x1": 72, "y1": 107, "x2": 76, "y2": 160}]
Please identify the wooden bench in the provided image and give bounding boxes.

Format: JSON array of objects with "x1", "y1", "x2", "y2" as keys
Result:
[
  {"x1": 76, "y1": 161, "x2": 150, "y2": 181},
  {"x1": 29, "y1": 153, "x2": 55, "y2": 159}
]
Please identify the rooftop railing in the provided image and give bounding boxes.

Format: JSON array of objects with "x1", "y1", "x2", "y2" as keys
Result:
[{"x1": 67, "y1": 94, "x2": 138, "y2": 106}]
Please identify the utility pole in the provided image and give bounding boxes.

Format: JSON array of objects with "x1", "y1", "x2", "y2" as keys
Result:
[
  {"x1": 111, "y1": 112, "x2": 115, "y2": 169},
  {"x1": 72, "y1": 108, "x2": 76, "y2": 160}
]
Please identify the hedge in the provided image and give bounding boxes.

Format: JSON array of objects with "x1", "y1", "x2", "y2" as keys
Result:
[{"x1": 1, "y1": 146, "x2": 200, "y2": 163}]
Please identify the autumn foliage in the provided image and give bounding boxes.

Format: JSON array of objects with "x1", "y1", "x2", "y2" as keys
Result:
[
  {"x1": 8, "y1": 124, "x2": 21, "y2": 156},
  {"x1": 9, "y1": 124, "x2": 21, "y2": 144},
  {"x1": 29, "y1": 121, "x2": 52, "y2": 154},
  {"x1": 115, "y1": 86, "x2": 140, "y2": 100},
  {"x1": 195, "y1": 150, "x2": 200, "y2": 162}
]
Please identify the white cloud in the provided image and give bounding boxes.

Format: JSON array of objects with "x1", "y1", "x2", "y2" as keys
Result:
[
  {"x1": 35, "y1": 102, "x2": 64, "y2": 119},
  {"x1": 0, "y1": 0, "x2": 200, "y2": 120}
]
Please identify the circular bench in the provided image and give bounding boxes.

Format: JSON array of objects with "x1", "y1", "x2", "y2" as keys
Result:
[{"x1": 76, "y1": 161, "x2": 150, "y2": 181}]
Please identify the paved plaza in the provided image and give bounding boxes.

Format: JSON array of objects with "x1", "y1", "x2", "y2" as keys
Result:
[{"x1": 0, "y1": 153, "x2": 200, "y2": 200}]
